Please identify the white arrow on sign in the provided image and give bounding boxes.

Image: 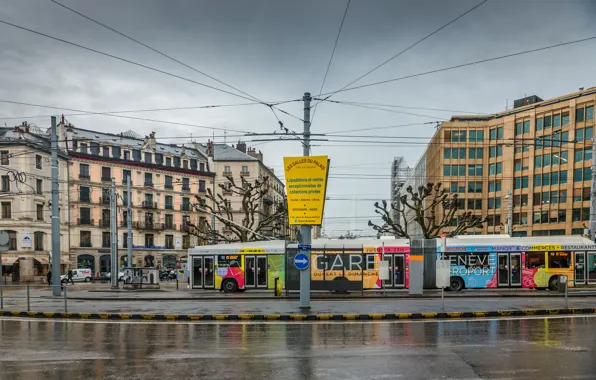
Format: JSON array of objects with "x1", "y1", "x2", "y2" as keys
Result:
[{"x1": 295, "y1": 258, "x2": 308, "y2": 264}]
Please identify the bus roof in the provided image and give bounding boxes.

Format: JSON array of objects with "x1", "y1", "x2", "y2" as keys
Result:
[
  {"x1": 287, "y1": 239, "x2": 410, "y2": 249},
  {"x1": 188, "y1": 240, "x2": 286, "y2": 255},
  {"x1": 438, "y1": 235, "x2": 596, "y2": 252}
]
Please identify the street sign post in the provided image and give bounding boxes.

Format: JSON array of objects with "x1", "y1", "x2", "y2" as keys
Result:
[
  {"x1": 436, "y1": 259, "x2": 451, "y2": 311},
  {"x1": 297, "y1": 244, "x2": 311, "y2": 250},
  {"x1": 293, "y1": 253, "x2": 310, "y2": 270}
]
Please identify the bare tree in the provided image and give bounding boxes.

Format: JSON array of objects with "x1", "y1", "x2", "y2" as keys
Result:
[
  {"x1": 188, "y1": 175, "x2": 288, "y2": 243},
  {"x1": 369, "y1": 183, "x2": 486, "y2": 239}
]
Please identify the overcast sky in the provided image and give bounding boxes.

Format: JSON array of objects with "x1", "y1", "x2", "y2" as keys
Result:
[{"x1": 1, "y1": 0, "x2": 595, "y2": 237}]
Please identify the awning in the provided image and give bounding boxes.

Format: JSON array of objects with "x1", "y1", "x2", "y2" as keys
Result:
[
  {"x1": 1, "y1": 255, "x2": 18, "y2": 265},
  {"x1": 35, "y1": 257, "x2": 50, "y2": 264},
  {"x1": 60, "y1": 257, "x2": 71, "y2": 264}
]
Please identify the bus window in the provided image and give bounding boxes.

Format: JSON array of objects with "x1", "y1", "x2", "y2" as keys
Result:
[
  {"x1": 218, "y1": 255, "x2": 240, "y2": 268},
  {"x1": 548, "y1": 252, "x2": 571, "y2": 269},
  {"x1": 526, "y1": 252, "x2": 546, "y2": 269}
]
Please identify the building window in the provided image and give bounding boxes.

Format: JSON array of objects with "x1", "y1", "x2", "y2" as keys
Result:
[
  {"x1": 156, "y1": 154, "x2": 164, "y2": 165},
  {"x1": 80, "y1": 231, "x2": 92, "y2": 247},
  {"x1": 8, "y1": 231, "x2": 16, "y2": 250},
  {"x1": 182, "y1": 197, "x2": 191, "y2": 211},
  {"x1": 241, "y1": 166, "x2": 249, "y2": 174},
  {"x1": 553, "y1": 114, "x2": 561, "y2": 128},
  {"x1": 36, "y1": 204, "x2": 43, "y2": 221},
  {"x1": 35, "y1": 155, "x2": 42, "y2": 169},
  {"x1": 1, "y1": 175, "x2": 9, "y2": 192},
  {"x1": 182, "y1": 178, "x2": 190, "y2": 191},
  {"x1": 199, "y1": 180, "x2": 206, "y2": 192},
  {"x1": 200, "y1": 162, "x2": 205, "y2": 171},
  {"x1": 123, "y1": 169, "x2": 132, "y2": 184},
  {"x1": 35, "y1": 179, "x2": 42, "y2": 195},
  {"x1": 182, "y1": 235, "x2": 190, "y2": 249},
  {"x1": 101, "y1": 167, "x2": 111, "y2": 181},
  {"x1": 79, "y1": 164, "x2": 90, "y2": 180},
  {"x1": 102, "y1": 232, "x2": 111, "y2": 248},
  {"x1": 1, "y1": 202, "x2": 11, "y2": 218},
  {"x1": 102, "y1": 146, "x2": 110, "y2": 157},
  {"x1": 514, "y1": 159, "x2": 521, "y2": 172},
  {"x1": 224, "y1": 166, "x2": 231, "y2": 174},
  {"x1": 0, "y1": 150, "x2": 9, "y2": 165},
  {"x1": 124, "y1": 151, "x2": 130, "y2": 160},
  {"x1": 79, "y1": 186, "x2": 90, "y2": 202},
  {"x1": 536, "y1": 117, "x2": 543, "y2": 131},
  {"x1": 165, "y1": 195, "x2": 173, "y2": 210},
  {"x1": 123, "y1": 233, "x2": 130, "y2": 248},
  {"x1": 165, "y1": 214, "x2": 174, "y2": 229},
  {"x1": 174, "y1": 157, "x2": 181, "y2": 167},
  {"x1": 562, "y1": 112, "x2": 570, "y2": 126},
  {"x1": 489, "y1": 129, "x2": 496, "y2": 141},
  {"x1": 145, "y1": 234, "x2": 154, "y2": 247},
  {"x1": 144, "y1": 173, "x2": 153, "y2": 186},
  {"x1": 79, "y1": 207, "x2": 91, "y2": 224},
  {"x1": 183, "y1": 160, "x2": 188, "y2": 169},
  {"x1": 587, "y1": 106, "x2": 594, "y2": 121},
  {"x1": 34, "y1": 232, "x2": 44, "y2": 251},
  {"x1": 80, "y1": 143, "x2": 88, "y2": 154},
  {"x1": 145, "y1": 152, "x2": 152, "y2": 163},
  {"x1": 165, "y1": 235, "x2": 174, "y2": 249},
  {"x1": 166, "y1": 157, "x2": 171, "y2": 166},
  {"x1": 165, "y1": 175, "x2": 173, "y2": 189}
]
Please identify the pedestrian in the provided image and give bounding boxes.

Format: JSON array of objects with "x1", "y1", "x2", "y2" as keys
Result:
[
  {"x1": 67, "y1": 269, "x2": 74, "y2": 285},
  {"x1": 46, "y1": 270, "x2": 52, "y2": 286}
]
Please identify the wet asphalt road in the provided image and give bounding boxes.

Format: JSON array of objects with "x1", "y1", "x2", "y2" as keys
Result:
[{"x1": 0, "y1": 316, "x2": 595, "y2": 380}]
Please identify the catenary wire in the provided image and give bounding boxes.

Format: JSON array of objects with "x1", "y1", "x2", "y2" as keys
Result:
[{"x1": 314, "y1": 0, "x2": 490, "y2": 105}]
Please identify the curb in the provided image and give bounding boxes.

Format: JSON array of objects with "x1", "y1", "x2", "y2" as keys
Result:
[{"x1": 1, "y1": 308, "x2": 595, "y2": 322}]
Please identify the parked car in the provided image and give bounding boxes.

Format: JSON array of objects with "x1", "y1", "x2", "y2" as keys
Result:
[
  {"x1": 61, "y1": 268, "x2": 93, "y2": 283},
  {"x1": 105, "y1": 270, "x2": 126, "y2": 281}
]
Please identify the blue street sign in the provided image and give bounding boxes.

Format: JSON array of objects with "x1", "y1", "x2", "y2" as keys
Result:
[
  {"x1": 294, "y1": 253, "x2": 310, "y2": 270},
  {"x1": 297, "y1": 244, "x2": 311, "y2": 250}
]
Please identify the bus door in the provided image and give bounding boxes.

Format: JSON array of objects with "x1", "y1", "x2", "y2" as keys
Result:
[
  {"x1": 244, "y1": 255, "x2": 268, "y2": 288},
  {"x1": 383, "y1": 254, "x2": 405, "y2": 288},
  {"x1": 192, "y1": 255, "x2": 215, "y2": 289},
  {"x1": 588, "y1": 252, "x2": 596, "y2": 284},
  {"x1": 575, "y1": 252, "x2": 586, "y2": 285},
  {"x1": 497, "y1": 252, "x2": 521, "y2": 287}
]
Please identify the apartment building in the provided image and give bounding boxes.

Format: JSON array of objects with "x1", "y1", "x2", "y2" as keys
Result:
[
  {"x1": 59, "y1": 121, "x2": 213, "y2": 276},
  {"x1": 0, "y1": 123, "x2": 70, "y2": 282},
  {"x1": 200, "y1": 141, "x2": 289, "y2": 241},
  {"x1": 411, "y1": 87, "x2": 596, "y2": 237}
]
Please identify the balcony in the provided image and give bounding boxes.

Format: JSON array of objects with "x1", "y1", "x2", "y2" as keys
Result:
[
  {"x1": 79, "y1": 174, "x2": 90, "y2": 180},
  {"x1": 142, "y1": 201, "x2": 157, "y2": 209},
  {"x1": 179, "y1": 224, "x2": 190, "y2": 232},
  {"x1": 263, "y1": 194, "x2": 274, "y2": 204},
  {"x1": 240, "y1": 171, "x2": 250, "y2": 177},
  {"x1": 101, "y1": 176, "x2": 111, "y2": 182},
  {"x1": 164, "y1": 183, "x2": 174, "y2": 190},
  {"x1": 165, "y1": 203, "x2": 174, "y2": 210},
  {"x1": 144, "y1": 181, "x2": 154, "y2": 188},
  {"x1": 76, "y1": 218, "x2": 94, "y2": 226},
  {"x1": 98, "y1": 219, "x2": 111, "y2": 228},
  {"x1": 181, "y1": 204, "x2": 192, "y2": 212},
  {"x1": 79, "y1": 240, "x2": 92, "y2": 248},
  {"x1": 199, "y1": 185, "x2": 206, "y2": 193},
  {"x1": 164, "y1": 223, "x2": 176, "y2": 230},
  {"x1": 133, "y1": 221, "x2": 165, "y2": 231},
  {"x1": 181, "y1": 186, "x2": 191, "y2": 192},
  {"x1": 78, "y1": 197, "x2": 91, "y2": 203},
  {"x1": 121, "y1": 178, "x2": 132, "y2": 185},
  {"x1": 100, "y1": 196, "x2": 110, "y2": 205},
  {"x1": 222, "y1": 171, "x2": 232, "y2": 177}
]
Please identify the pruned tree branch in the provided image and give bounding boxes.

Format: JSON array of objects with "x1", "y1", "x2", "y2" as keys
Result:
[{"x1": 369, "y1": 183, "x2": 486, "y2": 239}]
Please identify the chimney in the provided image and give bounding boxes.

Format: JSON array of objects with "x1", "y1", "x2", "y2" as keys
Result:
[
  {"x1": 257, "y1": 150, "x2": 263, "y2": 162},
  {"x1": 206, "y1": 139, "x2": 214, "y2": 158},
  {"x1": 181, "y1": 143, "x2": 186, "y2": 155},
  {"x1": 66, "y1": 124, "x2": 73, "y2": 151},
  {"x1": 580, "y1": 87, "x2": 584, "y2": 91},
  {"x1": 247, "y1": 147, "x2": 257, "y2": 158},
  {"x1": 236, "y1": 141, "x2": 246, "y2": 153},
  {"x1": 144, "y1": 131, "x2": 157, "y2": 149},
  {"x1": 22, "y1": 122, "x2": 30, "y2": 134}
]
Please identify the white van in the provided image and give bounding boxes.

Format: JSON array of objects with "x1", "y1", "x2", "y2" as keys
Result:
[{"x1": 61, "y1": 268, "x2": 93, "y2": 283}]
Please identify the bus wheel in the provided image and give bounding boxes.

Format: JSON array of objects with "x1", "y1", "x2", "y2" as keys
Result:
[
  {"x1": 448, "y1": 277, "x2": 464, "y2": 291},
  {"x1": 222, "y1": 279, "x2": 238, "y2": 293},
  {"x1": 548, "y1": 276, "x2": 559, "y2": 291}
]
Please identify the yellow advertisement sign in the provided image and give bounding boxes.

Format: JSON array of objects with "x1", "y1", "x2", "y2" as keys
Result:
[{"x1": 284, "y1": 155, "x2": 329, "y2": 225}]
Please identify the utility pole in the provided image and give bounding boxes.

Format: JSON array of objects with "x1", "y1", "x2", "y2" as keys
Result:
[
  {"x1": 589, "y1": 137, "x2": 596, "y2": 241},
  {"x1": 50, "y1": 116, "x2": 61, "y2": 296},
  {"x1": 127, "y1": 175, "x2": 132, "y2": 267},
  {"x1": 506, "y1": 189, "x2": 513, "y2": 236},
  {"x1": 299, "y1": 92, "x2": 312, "y2": 309},
  {"x1": 110, "y1": 178, "x2": 118, "y2": 288}
]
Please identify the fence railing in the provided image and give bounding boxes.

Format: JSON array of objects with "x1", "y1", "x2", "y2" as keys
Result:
[{"x1": 0, "y1": 284, "x2": 69, "y2": 312}]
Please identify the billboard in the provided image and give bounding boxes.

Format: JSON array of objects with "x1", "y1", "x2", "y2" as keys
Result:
[{"x1": 283, "y1": 155, "x2": 329, "y2": 225}]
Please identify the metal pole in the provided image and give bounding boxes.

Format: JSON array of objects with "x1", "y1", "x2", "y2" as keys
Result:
[
  {"x1": 381, "y1": 242, "x2": 385, "y2": 296},
  {"x1": 299, "y1": 92, "x2": 312, "y2": 309},
  {"x1": 127, "y1": 175, "x2": 132, "y2": 268},
  {"x1": 506, "y1": 189, "x2": 513, "y2": 235},
  {"x1": 111, "y1": 178, "x2": 118, "y2": 288},
  {"x1": 0, "y1": 286, "x2": 3, "y2": 309},
  {"x1": 589, "y1": 137, "x2": 596, "y2": 241},
  {"x1": 442, "y1": 287, "x2": 445, "y2": 311},
  {"x1": 26, "y1": 284, "x2": 30, "y2": 311},
  {"x1": 51, "y1": 116, "x2": 61, "y2": 296},
  {"x1": 64, "y1": 284, "x2": 67, "y2": 313}
]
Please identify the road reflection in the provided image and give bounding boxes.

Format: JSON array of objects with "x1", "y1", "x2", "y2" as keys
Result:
[{"x1": 0, "y1": 317, "x2": 595, "y2": 379}]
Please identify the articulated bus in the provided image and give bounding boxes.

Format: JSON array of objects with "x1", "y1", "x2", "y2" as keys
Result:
[
  {"x1": 188, "y1": 236, "x2": 596, "y2": 292},
  {"x1": 188, "y1": 241, "x2": 285, "y2": 292},
  {"x1": 437, "y1": 236, "x2": 596, "y2": 291}
]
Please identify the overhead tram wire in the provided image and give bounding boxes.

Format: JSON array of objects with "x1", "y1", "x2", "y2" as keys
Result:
[
  {"x1": 0, "y1": 99, "x2": 300, "y2": 121},
  {"x1": 0, "y1": 19, "x2": 305, "y2": 123},
  {"x1": 49, "y1": 0, "x2": 305, "y2": 125},
  {"x1": 310, "y1": 0, "x2": 352, "y2": 125},
  {"x1": 315, "y1": 98, "x2": 450, "y2": 120},
  {"x1": 318, "y1": 35, "x2": 596, "y2": 96},
  {"x1": 320, "y1": 100, "x2": 488, "y2": 115},
  {"x1": 0, "y1": 99, "x2": 252, "y2": 134},
  {"x1": 312, "y1": 0, "x2": 489, "y2": 107}
]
